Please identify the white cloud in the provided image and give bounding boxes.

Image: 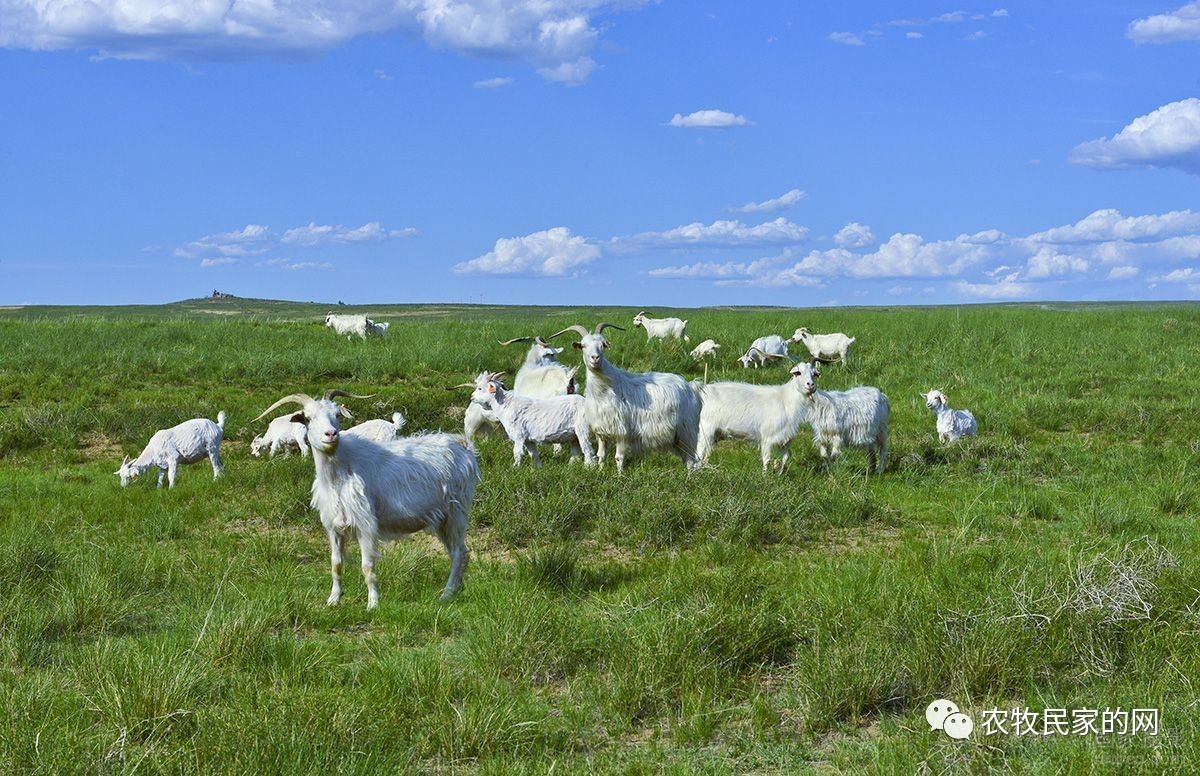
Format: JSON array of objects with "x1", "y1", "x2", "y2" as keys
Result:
[
  {"x1": 453, "y1": 227, "x2": 600, "y2": 276},
  {"x1": 1068, "y1": 98, "x2": 1200, "y2": 175},
  {"x1": 1107, "y1": 265, "x2": 1140, "y2": 280},
  {"x1": 1023, "y1": 247, "x2": 1089, "y2": 279},
  {"x1": 1025, "y1": 208, "x2": 1200, "y2": 243},
  {"x1": 906, "y1": 31, "x2": 923, "y2": 39},
  {"x1": 261, "y1": 259, "x2": 333, "y2": 271},
  {"x1": 730, "y1": 188, "x2": 806, "y2": 213},
  {"x1": 934, "y1": 11, "x2": 968, "y2": 23},
  {"x1": 827, "y1": 31, "x2": 865, "y2": 46},
  {"x1": 646, "y1": 257, "x2": 783, "y2": 281},
  {"x1": 200, "y1": 257, "x2": 238, "y2": 268},
  {"x1": 0, "y1": 0, "x2": 644, "y2": 84},
  {"x1": 668, "y1": 109, "x2": 751, "y2": 128},
  {"x1": 1127, "y1": 2, "x2": 1200, "y2": 43},
  {"x1": 617, "y1": 217, "x2": 809, "y2": 250},
  {"x1": 1154, "y1": 267, "x2": 1200, "y2": 282},
  {"x1": 964, "y1": 30, "x2": 987, "y2": 40},
  {"x1": 280, "y1": 222, "x2": 416, "y2": 247},
  {"x1": 474, "y1": 76, "x2": 514, "y2": 89},
  {"x1": 833, "y1": 222, "x2": 876, "y2": 248},
  {"x1": 375, "y1": 69, "x2": 393, "y2": 81},
  {"x1": 175, "y1": 224, "x2": 270, "y2": 258},
  {"x1": 954, "y1": 277, "x2": 1033, "y2": 299},
  {"x1": 993, "y1": 8, "x2": 1009, "y2": 17}
]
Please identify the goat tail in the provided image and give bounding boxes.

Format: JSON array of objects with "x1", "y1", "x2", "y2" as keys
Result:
[
  {"x1": 392, "y1": 412, "x2": 407, "y2": 431},
  {"x1": 216, "y1": 410, "x2": 227, "y2": 429}
]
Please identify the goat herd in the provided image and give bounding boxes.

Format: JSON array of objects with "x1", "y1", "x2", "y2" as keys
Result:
[{"x1": 113, "y1": 311, "x2": 979, "y2": 609}]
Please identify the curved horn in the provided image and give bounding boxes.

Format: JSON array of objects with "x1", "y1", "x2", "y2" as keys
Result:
[
  {"x1": 534, "y1": 335, "x2": 550, "y2": 346},
  {"x1": 550, "y1": 325, "x2": 590, "y2": 340},
  {"x1": 594, "y1": 322, "x2": 626, "y2": 334},
  {"x1": 253, "y1": 393, "x2": 313, "y2": 423},
  {"x1": 635, "y1": 310, "x2": 646, "y2": 318},
  {"x1": 762, "y1": 351, "x2": 788, "y2": 359},
  {"x1": 497, "y1": 336, "x2": 535, "y2": 346},
  {"x1": 323, "y1": 390, "x2": 375, "y2": 402},
  {"x1": 445, "y1": 382, "x2": 477, "y2": 391},
  {"x1": 489, "y1": 371, "x2": 507, "y2": 381}
]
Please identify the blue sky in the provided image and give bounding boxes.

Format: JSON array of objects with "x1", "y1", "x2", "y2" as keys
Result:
[{"x1": 2, "y1": 1, "x2": 1198, "y2": 306}]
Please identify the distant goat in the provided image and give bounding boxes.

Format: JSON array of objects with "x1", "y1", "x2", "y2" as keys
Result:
[
  {"x1": 251, "y1": 413, "x2": 308, "y2": 458},
  {"x1": 465, "y1": 335, "x2": 576, "y2": 443},
  {"x1": 737, "y1": 335, "x2": 789, "y2": 368},
  {"x1": 117, "y1": 412, "x2": 226, "y2": 488},
  {"x1": 343, "y1": 411, "x2": 407, "y2": 442},
  {"x1": 633, "y1": 311, "x2": 690, "y2": 341},
  {"x1": 325, "y1": 313, "x2": 370, "y2": 340},
  {"x1": 922, "y1": 390, "x2": 977, "y2": 443},
  {"x1": 690, "y1": 339, "x2": 720, "y2": 360},
  {"x1": 791, "y1": 327, "x2": 855, "y2": 363}
]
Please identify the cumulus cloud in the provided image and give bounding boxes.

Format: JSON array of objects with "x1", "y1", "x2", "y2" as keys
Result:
[
  {"x1": 1025, "y1": 208, "x2": 1200, "y2": 243},
  {"x1": 175, "y1": 224, "x2": 271, "y2": 258},
  {"x1": 453, "y1": 227, "x2": 600, "y2": 276},
  {"x1": 200, "y1": 257, "x2": 238, "y2": 268},
  {"x1": 1107, "y1": 265, "x2": 1140, "y2": 280},
  {"x1": 0, "y1": 0, "x2": 644, "y2": 84},
  {"x1": 616, "y1": 217, "x2": 809, "y2": 250},
  {"x1": 474, "y1": 76, "x2": 514, "y2": 89},
  {"x1": 954, "y1": 277, "x2": 1033, "y2": 299},
  {"x1": 1127, "y1": 2, "x2": 1200, "y2": 43},
  {"x1": 729, "y1": 188, "x2": 806, "y2": 213},
  {"x1": 1023, "y1": 247, "x2": 1089, "y2": 279},
  {"x1": 906, "y1": 31, "x2": 924, "y2": 39},
  {"x1": 1154, "y1": 267, "x2": 1200, "y2": 282},
  {"x1": 833, "y1": 222, "x2": 876, "y2": 248},
  {"x1": 1068, "y1": 98, "x2": 1200, "y2": 175},
  {"x1": 667, "y1": 109, "x2": 752, "y2": 128},
  {"x1": 280, "y1": 222, "x2": 417, "y2": 247}
]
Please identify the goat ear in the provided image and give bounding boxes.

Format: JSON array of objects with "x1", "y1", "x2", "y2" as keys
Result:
[
  {"x1": 289, "y1": 412, "x2": 307, "y2": 424},
  {"x1": 573, "y1": 341, "x2": 584, "y2": 349},
  {"x1": 338, "y1": 404, "x2": 355, "y2": 420},
  {"x1": 487, "y1": 383, "x2": 497, "y2": 394}
]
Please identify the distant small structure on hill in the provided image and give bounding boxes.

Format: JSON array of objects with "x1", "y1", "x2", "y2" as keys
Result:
[{"x1": 210, "y1": 290, "x2": 237, "y2": 300}]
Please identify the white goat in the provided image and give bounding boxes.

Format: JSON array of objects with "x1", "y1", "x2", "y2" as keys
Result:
[
  {"x1": 454, "y1": 371, "x2": 593, "y2": 467},
  {"x1": 697, "y1": 364, "x2": 814, "y2": 472},
  {"x1": 464, "y1": 335, "x2": 577, "y2": 443},
  {"x1": 367, "y1": 319, "x2": 390, "y2": 337},
  {"x1": 254, "y1": 390, "x2": 479, "y2": 609},
  {"x1": 551, "y1": 323, "x2": 702, "y2": 472},
  {"x1": 791, "y1": 327, "x2": 855, "y2": 363},
  {"x1": 690, "y1": 339, "x2": 721, "y2": 361},
  {"x1": 325, "y1": 313, "x2": 371, "y2": 340},
  {"x1": 343, "y1": 411, "x2": 407, "y2": 442},
  {"x1": 737, "y1": 335, "x2": 790, "y2": 368},
  {"x1": 795, "y1": 359, "x2": 888, "y2": 473},
  {"x1": 922, "y1": 390, "x2": 977, "y2": 443},
  {"x1": 251, "y1": 413, "x2": 308, "y2": 458},
  {"x1": 116, "y1": 412, "x2": 226, "y2": 488},
  {"x1": 633, "y1": 311, "x2": 690, "y2": 341}
]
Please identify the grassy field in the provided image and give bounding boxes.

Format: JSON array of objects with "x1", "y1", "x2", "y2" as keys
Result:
[{"x1": 1, "y1": 298, "x2": 1198, "y2": 773}]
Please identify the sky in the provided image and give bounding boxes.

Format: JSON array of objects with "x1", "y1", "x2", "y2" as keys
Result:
[{"x1": 1, "y1": 1, "x2": 1199, "y2": 307}]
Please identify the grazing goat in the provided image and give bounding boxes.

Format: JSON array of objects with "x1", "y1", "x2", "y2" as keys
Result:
[
  {"x1": 254, "y1": 390, "x2": 479, "y2": 609},
  {"x1": 453, "y1": 372, "x2": 593, "y2": 467},
  {"x1": 465, "y1": 335, "x2": 577, "y2": 443},
  {"x1": 697, "y1": 364, "x2": 814, "y2": 472},
  {"x1": 117, "y1": 412, "x2": 226, "y2": 488},
  {"x1": 251, "y1": 413, "x2": 308, "y2": 458},
  {"x1": 791, "y1": 327, "x2": 855, "y2": 363},
  {"x1": 551, "y1": 323, "x2": 702, "y2": 472},
  {"x1": 690, "y1": 339, "x2": 721, "y2": 361},
  {"x1": 367, "y1": 320, "x2": 390, "y2": 337},
  {"x1": 737, "y1": 335, "x2": 789, "y2": 368},
  {"x1": 343, "y1": 411, "x2": 407, "y2": 442},
  {"x1": 922, "y1": 390, "x2": 977, "y2": 443},
  {"x1": 325, "y1": 313, "x2": 370, "y2": 340},
  {"x1": 633, "y1": 311, "x2": 690, "y2": 341},
  {"x1": 796, "y1": 359, "x2": 888, "y2": 473}
]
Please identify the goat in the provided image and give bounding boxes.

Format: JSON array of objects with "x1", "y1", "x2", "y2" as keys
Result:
[
  {"x1": 690, "y1": 339, "x2": 721, "y2": 361},
  {"x1": 737, "y1": 335, "x2": 790, "y2": 368},
  {"x1": 452, "y1": 372, "x2": 593, "y2": 467},
  {"x1": 697, "y1": 365, "x2": 814, "y2": 472},
  {"x1": 325, "y1": 313, "x2": 370, "y2": 340},
  {"x1": 922, "y1": 390, "x2": 977, "y2": 443},
  {"x1": 632, "y1": 311, "x2": 690, "y2": 341},
  {"x1": 551, "y1": 323, "x2": 702, "y2": 471},
  {"x1": 791, "y1": 327, "x2": 855, "y2": 363},
  {"x1": 796, "y1": 359, "x2": 888, "y2": 473},
  {"x1": 117, "y1": 412, "x2": 226, "y2": 488},
  {"x1": 343, "y1": 411, "x2": 407, "y2": 442},
  {"x1": 367, "y1": 319, "x2": 390, "y2": 337},
  {"x1": 465, "y1": 335, "x2": 577, "y2": 443},
  {"x1": 254, "y1": 390, "x2": 479, "y2": 609},
  {"x1": 251, "y1": 413, "x2": 308, "y2": 458}
]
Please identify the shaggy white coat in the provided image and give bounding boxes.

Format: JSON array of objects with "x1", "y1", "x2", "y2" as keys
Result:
[
  {"x1": 325, "y1": 313, "x2": 370, "y2": 340},
  {"x1": 251, "y1": 413, "x2": 308, "y2": 458},
  {"x1": 738, "y1": 334, "x2": 789, "y2": 368},
  {"x1": 465, "y1": 338, "x2": 576, "y2": 442},
  {"x1": 697, "y1": 365, "x2": 813, "y2": 472},
  {"x1": 922, "y1": 390, "x2": 977, "y2": 442},
  {"x1": 690, "y1": 339, "x2": 721, "y2": 360},
  {"x1": 469, "y1": 373, "x2": 593, "y2": 467},
  {"x1": 796, "y1": 363, "x2": 888, "y2": 473},
  {"x1": 117, "y1": 412, "x2": 226, "y2": 488},
  {"x1": 557, "y1": 326, "x2": 702, "y2": 472}
]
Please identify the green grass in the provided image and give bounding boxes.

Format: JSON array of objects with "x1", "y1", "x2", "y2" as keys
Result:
[{"x1": 1, "y1": 298, "x2": 1198, "y2": 772}]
